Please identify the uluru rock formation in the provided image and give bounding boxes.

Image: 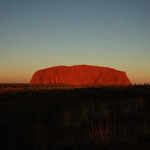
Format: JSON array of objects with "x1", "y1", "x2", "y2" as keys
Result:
[{"x1": 30, "y1": 65, "x2": 131, "y2": 85}]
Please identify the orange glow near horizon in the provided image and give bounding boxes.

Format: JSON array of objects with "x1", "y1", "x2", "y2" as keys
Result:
[{"x1": 0, "y1": 65, "x2": 149, "y2": 84}]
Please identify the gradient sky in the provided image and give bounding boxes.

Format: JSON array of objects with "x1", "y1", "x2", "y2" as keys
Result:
[{"x1": 0, "y1": 0, "x2": 150, "y2": 84}]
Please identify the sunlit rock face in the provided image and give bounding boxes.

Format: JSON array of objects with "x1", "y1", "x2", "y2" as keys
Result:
[{"x1": 30, "y1": 65, "x2": 131, "y2": 85}]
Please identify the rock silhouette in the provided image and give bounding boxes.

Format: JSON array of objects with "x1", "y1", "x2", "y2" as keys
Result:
[{"x1": 30, "y1": 65, "x2": 131, "y2": 85}]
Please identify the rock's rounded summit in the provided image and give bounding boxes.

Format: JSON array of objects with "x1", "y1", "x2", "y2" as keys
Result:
[{"x1": 30, "y1": 65, "x2": 131, "y2": 85}]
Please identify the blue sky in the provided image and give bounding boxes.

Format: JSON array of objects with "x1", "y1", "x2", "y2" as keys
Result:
[{"x1": 0, "y1": 0, "x2": 150, "y2": 83}]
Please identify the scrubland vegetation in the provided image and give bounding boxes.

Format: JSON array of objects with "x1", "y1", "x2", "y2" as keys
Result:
[{"x1": 0, "y1": 84, "x2": 150, "y2": 150}]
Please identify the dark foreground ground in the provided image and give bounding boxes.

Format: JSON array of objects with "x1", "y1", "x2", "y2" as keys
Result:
[{"x1": 0, "y1": 84, "x2": 150, "y2": 150}]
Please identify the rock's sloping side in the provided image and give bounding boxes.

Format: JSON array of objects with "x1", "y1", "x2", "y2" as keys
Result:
[{"x1": 30, "y1": 65, "x2": 131, "y2": 85}]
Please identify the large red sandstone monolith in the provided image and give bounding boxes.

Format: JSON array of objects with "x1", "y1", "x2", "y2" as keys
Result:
[{"x1": 30, "y1": 65, "x2": 131, "y2": 85}]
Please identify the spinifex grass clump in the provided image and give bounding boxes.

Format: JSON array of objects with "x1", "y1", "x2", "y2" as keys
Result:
[
  {"x1": 63, "y1": 102, "x2": 110, "y2": 144},
  {"x1": 62, "y1": 97, "x2": 150, "y2": 146}
]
